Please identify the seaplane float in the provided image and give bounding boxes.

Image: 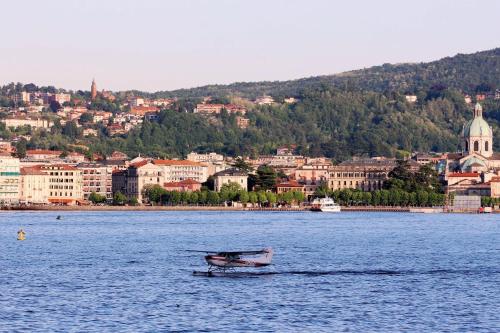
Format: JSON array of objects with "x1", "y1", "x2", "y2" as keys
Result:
[{"x1": 190, "y1": 247, "x2": 274, "y2": 277}]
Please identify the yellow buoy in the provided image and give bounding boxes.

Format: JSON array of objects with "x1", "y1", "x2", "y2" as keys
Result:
[{"x1": 17, "y1": 229, "x2": 26, "y2": 241}]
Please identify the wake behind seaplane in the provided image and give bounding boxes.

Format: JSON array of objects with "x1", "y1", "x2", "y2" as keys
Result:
[{"x1": 189, "y1": 247, "x2": 273, "y2": 276}]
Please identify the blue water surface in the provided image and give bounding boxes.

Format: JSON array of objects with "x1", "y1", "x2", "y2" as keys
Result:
[{"x1": 0, "y1": 211, "x2": 499, "y2": 332}]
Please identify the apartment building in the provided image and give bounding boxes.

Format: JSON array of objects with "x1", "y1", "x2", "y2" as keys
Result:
[
  {"x1": 213, "y1": 168, "x2": 248, "y2": 192},
  {"x1": 42, "y1": 164, "x2": 83, "y2": 205},
  {"x1": 153, "y1": 159, "x2": 208, "y2": 183},
  {"x1": 0, "y1": 154, "x2": 20, "y2": 204},
  {"x1": 19, "y1": 166, "x2": 49, "y2": 204},
  {"x1": 77, "y1": 162, "x2": 113, "y2": 201}
]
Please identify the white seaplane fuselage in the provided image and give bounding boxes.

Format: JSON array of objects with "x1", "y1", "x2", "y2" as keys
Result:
[{"x1": 205, "y1": 248, "x2": 274, "y2": 268}]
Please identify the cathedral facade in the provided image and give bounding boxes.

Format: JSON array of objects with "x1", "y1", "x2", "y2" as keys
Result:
[{"x1": 445, "y1": 103, "x2": 500, "y2": 197}]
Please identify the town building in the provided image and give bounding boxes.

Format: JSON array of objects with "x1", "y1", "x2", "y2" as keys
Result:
[
  {"x1": 0, "y1": 140, "x2": 13, "y2": 154},
  {"x1": 405, "y1": 95, "x2": 418, "y2": 103},
  {"x1": 124, "y1": 161, "x2": 164, "y2": 203},
  {"x1": 37, "y1": 164, "x2": 83, "y2": 205},
  {"x1": 153, "y1": 159, "x2": 208, "y2": 183},
  {"x1": 107, "y1": 151, "x2": 129, "y2": 161},
  {"x1": 14, "y1": 92, "x2": 31, "y2": 105},
  {"x1": 445, "y1": 172, "x2": 489, "y2": 196},
  {"x1": 255, "y1": 95, "x2": 275, "y2": 105},
  {"x1": 327, "y1": 157, "x2": 402, "y2": 191},
  {"x1": 19, "y1": 166, "x2": 49, "y2": 204},
  {"x1": 187, "y1": 151, "x2": 224, "y2": 163},
  {"x1": 194, "y1": 103, "x2": 247, "y2": 115},
  {"x1": 0, "y1": 154, "x2": 20, "y2": 204},
  {"x1": 1, "y1": 117, "x2": 52, "y2": 129},
  {"x1": 445, "y1": 103, "x2": 500, "y2": 195},
  {"x1": 445, "y1": 103, "x2": 500, "y2": 173},
  {"x1": 163, "y1": 179, "x2": 202, "y2": 192},
  {"x1": 213, "y1": 168, "x2": 248, "y2": 192},
  {"x1": 194, "y1": 104, "x2": 224, "y2": 114},
  {"x1": 130, "y1": 106, "x2": 159, "y2": 116},
  {"x1": 25, "y1": 149, "x2": 63, "y2": 161},
  {"x1": 152, "y1": 98, "x2": 175, "y2": 107},
  {"x1": 236, "y1": 116, "x2": 250, "y2": 129},
  {"x1": 130, "y1": 97, "x2": 145, "y2": 107},
  {"x1": 276, "y1": 180, "x2": 305, "y2": 195},
  {"x1": 490, "y1": 177, "x2": 500, "y2": 198},
  {"x1": 49, "y1": 93, "x2": 71, "y2": 105},
  {"x1": 186, "y1": 152, "x2": 226, "y2": 176},
  {"x1": 77, "y1": 162, "x2": 113, "y2": 201},
  {"x1": 283, "y1": 97, "x2": 298, "y2": 104}
]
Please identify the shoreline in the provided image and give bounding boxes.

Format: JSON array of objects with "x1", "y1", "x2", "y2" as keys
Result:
[{"x1": 1, "y1": 205, "x2": 497, "y2": 213}]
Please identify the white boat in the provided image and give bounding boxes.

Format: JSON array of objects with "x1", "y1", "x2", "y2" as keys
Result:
[{"x1": 310, "y1": 197, "x2": 341, "y2": 212}]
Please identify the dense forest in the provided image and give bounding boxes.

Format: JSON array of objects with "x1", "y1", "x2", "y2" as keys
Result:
[
  {"x1": 1, "y1": 48, "x2": 499, "y2": 160},
  {"x1": 149, "y1": 48, "x2": 500, "y2": 99}
]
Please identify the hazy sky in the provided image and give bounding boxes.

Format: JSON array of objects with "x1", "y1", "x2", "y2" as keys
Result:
[{"x1": 1, "y1": 0, "x2": 499, "y2": 92}]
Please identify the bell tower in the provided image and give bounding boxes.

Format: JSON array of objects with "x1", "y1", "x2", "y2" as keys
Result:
[{"x1": 91, "y1": 78, "x2": 97, "y2": 101}]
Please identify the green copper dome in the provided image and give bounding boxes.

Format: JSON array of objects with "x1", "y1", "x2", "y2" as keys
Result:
[{"x1": 463, "y1": 117, "x2": 492, "y2": 137}]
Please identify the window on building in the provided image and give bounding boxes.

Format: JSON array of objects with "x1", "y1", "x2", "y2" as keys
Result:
[
  {"x1": 485, "y1": 141, "x2": 489, "y2": 151},
  {"x1": 474, "y1": 141, "x2": 479, "y2": 151}
]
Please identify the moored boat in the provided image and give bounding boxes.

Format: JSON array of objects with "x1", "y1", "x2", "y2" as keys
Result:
[{"x1": 310, "y1": 197, "x2": 341, "y2": 212}]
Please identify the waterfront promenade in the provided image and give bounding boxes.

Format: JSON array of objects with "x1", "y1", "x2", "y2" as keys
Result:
[{"x1": 1, "y1": 205, "x2": 498, "y2": 213}]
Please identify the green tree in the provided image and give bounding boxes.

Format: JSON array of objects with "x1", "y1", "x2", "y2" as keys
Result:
[
  {"x1": 256, "y1": 165, "x2": 277, "y2": 191},
  {"x1": 266, "y1": 192, "x2": 277, "y2": 206},
  {"x1": 282, "y1": 191, "x2": 294, "y2": 205},
  {"x1": 239, "y1": 191, "x2": 249, "y2": 205},
  {"x1": 257, "y1": 191, "x2": 268, "y2": 206},
  {"x1": 220, "y1": 182, "x2": 242, "y2": 202},
  {"x1": 231, "y1": 157, "x2": 254, "y2": 173},
  {"x1": 292, "y1": 190, "x2": 305, "y2": 204},
  {"x1": 248, "y1": 191, "x2": 258, "y2": 205},
  {"x1": 143, "y1": 184, "x2": 166, "y2": 204},
  {"x1": 189, "y1": 191, "x2": 199, "y2": 205},
  {"x1": 113, "y1": 191, "x2": 127, "y2": 205},
  {"x1": 207, "y1": 191, "x2": 220, "y2": 205},
  {"x1": 79, "y1": 112, "x2": 94, "y2": 124},
  {"x1": 128, "y1": 197, "x2": 139, "y2": 206},
  {"x1": 15, "y1": 138, "x2": 27, "y2": 158},
  {"x1": 89, "y1": 191, "x2": 106, "y2": 204}
]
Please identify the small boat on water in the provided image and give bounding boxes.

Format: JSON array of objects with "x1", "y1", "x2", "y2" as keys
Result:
[{"x1": 310, "y1": 197, "x2": 341, "y2": 212}]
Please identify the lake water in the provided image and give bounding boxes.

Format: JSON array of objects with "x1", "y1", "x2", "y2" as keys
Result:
[{"x1": 0, "y1": 211, "x2": 499, "y2": 332}]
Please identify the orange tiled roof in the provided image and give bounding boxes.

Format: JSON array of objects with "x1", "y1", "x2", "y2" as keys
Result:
[
  {"x1": 277, "y1": 180, "x2": 304, "y2": 187},
  {"x1": 153, "y1": 159, "x2": 204, "y2": 166},
  {"x1": 27, "y1": 149, "x2": 62, "y2": 155},
  {"x1": 164, "y1": 179, "x2": 201, "y2": 186},
  {"x1": 20, "y1": 166, "x2": 47, "y2": 175},
  {"x1": 130, "y1": 160, "x2": 149, "y2": 168},
  {"x1": 448, "y1": 172, "x2": 480, "y2": 177}
]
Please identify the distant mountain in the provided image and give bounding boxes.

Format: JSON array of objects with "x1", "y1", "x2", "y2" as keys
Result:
[
  {"x1": 1, "y1": 48, "x2": 499, "y2": 160},
  {"x1": 151, "y1": 48, "x2": 500, "y2": 99}
]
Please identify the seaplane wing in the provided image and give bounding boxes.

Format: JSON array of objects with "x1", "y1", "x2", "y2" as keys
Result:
[
  {"x1": 217, "y1": 250, "x2": 268, "y2": 256},
  {"x1": 187, "y1": 249, "x2": 269, "y2": 255}
]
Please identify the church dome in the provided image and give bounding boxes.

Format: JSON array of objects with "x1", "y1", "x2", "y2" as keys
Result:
[{"x1": 463, "y1": 117, "x2": 492, "y2": 137}]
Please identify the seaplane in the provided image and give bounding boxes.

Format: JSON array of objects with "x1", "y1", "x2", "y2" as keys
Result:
[{"x1": 190, "y1": 247, "x2": 274, "y2": 276}]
